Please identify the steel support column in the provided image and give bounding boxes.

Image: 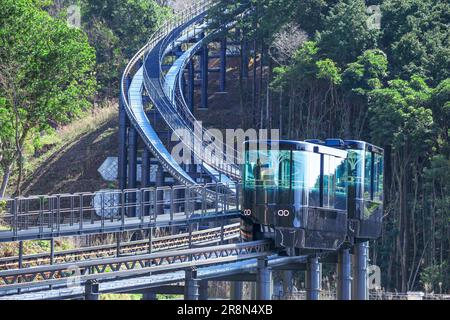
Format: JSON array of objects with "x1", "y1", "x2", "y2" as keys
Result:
[
  {"x1": 127, "y1": 127, "x2": 138, "y2": 217},
  {"x1": 142, "y1": 291, "x2": 158, "y2": 301},
  {"x1": 282, "y1": 270, "x2": 294, "y2": 298},
  {"x1": 199, "y1": 280, "x2": 209, "y2": 300},
  {"x1": 337, "y1": 249, "x2": 352, "y2": 300},
  {"x1": 50, "y1": 238, "x2": 54, "y2": 265},
  {"x1": 256, "y1": 257, "x2": 272, "y2": 300},
  {"x1": 306, "y1": 256, "x2": 321, "y2": 300},
  {"x1": 85, "y1": 280, "x2": 100, "y2": 301},
  {"x1": 352, "y1": 242, "x2": 369, "y2": 300},
  {"x1": 185, "y1": 268, "x2": 199, "y2": 300},
  {"x1": 219, "y1": 38, "x2": 227, "y2": 92},
  {"x1": 118, "y1": 103, "x2": 128, "y2": 190},
  {"x1": 156, "y1": 164, "x2": 164, "y2": 216},
  {"x1": 142, "y1": 148, "x2": 151, "y2": 216},
  {"x1": 200, "y1": 43, "x2": 209, "y2": 110},
  {"x1": 230, "y1": 281, "x2": 243, "y2": 300}
]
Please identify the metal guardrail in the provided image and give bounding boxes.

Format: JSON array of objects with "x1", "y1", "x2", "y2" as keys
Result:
[
  {"x1": 0, "y1": 240, "x2": 271, "y2": 290},
  {"x1": 0, "y1": 223, "x2": 243, "y2": 270},
  {"x1": 0, "y1": 183, "x2": 241, "y2": 242}
]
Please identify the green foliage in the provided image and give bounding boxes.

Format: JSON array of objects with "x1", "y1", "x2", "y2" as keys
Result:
[
  {"x1": 317, "y1": 0, "x2": 379, "y2": 66},
  {"x1": 380, "y1": 0, "x2": 450, "y2": 84},
  {"x1": 273, "y1": 41, "x2": 342, "y2": 86},
  {"x1": 369, "y1": 75, "x2": 433, "y2": 148},
  {"x1": 342, "y1": 49, "x2": 388, "y2": 95},
  {"x1": 420, "y1": 262, "x2": 449, "y2": 293},
  {"x1": 0, "y1": 0, "x2": 96, "y2": 196},
  {"x1": 80, "y1": 0, "x2": 170, "y2": 96}
]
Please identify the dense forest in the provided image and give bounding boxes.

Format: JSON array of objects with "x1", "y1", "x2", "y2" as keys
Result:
[
  {"x1": 0, "y1": 0, "x2": 449, "y2": 294},
  {"x1": 208, "y1": 0, "x2": 449, "y2": 293}
]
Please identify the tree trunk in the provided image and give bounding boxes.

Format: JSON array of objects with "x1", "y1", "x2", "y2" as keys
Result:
[{"x1": 0, "y1": 164, "x2": 12, "y2": 198}]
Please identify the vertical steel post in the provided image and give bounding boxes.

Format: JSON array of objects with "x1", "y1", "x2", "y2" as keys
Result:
[
  {"x1": 306, "y1": 256, "x2": 321, "y2": 300},
  {"x1": 127, "y1": 127, "x2": 138, "y2": 217},
  {"x1": 85, "y1": 280, "x2": 100, "y2": 301},
  {"x1": 337, "y1": 249, "x2": 352, "y2": 300},
  {"x1": 142, "y1": 148, "x2": 151, "y2": 216},
  {"x1": 50, "y1": 238, "x2": 54, "y2": 265},
  {"x1": 156, "y1": 164, "x2": 164, "y2": 216},
  {"x1": 116, "y1": 232, "x2": 121, "y2": 257},
  {"x1": 219, "y1": 37, "x2": 227, "y2": 92},
  {"x1": 200, "y1": 42, "x2": 209, "y2": 109},
  {"x1": 142, "y1": 291, "x2": 157, "y2": 300},
  {"x1": 185, "y1": 268, "x2": 199, "y2": 300},
  {"x1": 282, "y1": 270, "x2": 294, "y2": 298},
  {"x1": 199, "y1": 280, "x2": 209, "y2": 300},
  {"x1": 118, "y1": 77, "x2": 130, "y2": 190},
  {"x1": 256, "y1": 257, "x2": 272, "y2": 300},
  {"x1": 18, "y1": 241, "x2": 23, "y2": 269},
  {"x1": 352, "y1": 242, "x2": 369, "y2": 300},
  {"x1": 230, "y1": 282, "x2": 243, "y2": 300}
]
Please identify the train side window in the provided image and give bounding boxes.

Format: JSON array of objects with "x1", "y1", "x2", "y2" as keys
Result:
[
  {"x1": 364, "y1": 151, "x2": 373, "y2": 200},
  {"x1": 323, "y1": 155, "x2": 347, "y2": 210},
  {"x1": 373, "y1": 153, "x2": 384, "y2": 202},
  {"x1": 292, "y1": 151, "x2": 308, "y2": 207},
  {"x1": 307, "y1": 152, "x2": 321, "y2": 207}
]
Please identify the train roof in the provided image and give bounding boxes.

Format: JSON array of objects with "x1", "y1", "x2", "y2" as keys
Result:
[
  {"x1": 243, "y1": 140, "x2": 348, "y2": 158},
  {"x1": 305, "y1": 139, "x2": 384, "y2": 154}
]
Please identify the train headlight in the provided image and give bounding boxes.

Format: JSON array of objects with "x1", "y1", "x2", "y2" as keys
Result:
[{"x1": 277, "y1": 210, "x2": 290, "y2": 217}]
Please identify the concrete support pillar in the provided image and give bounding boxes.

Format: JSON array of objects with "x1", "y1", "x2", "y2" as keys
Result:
[
  {"x1": 200, "y1": 43, "x2": 209, "y2": 110},
  {"x1": 127, "y1": 127, "x2": 138, "y2": 217},
  {"x1": 85, "y1": 280, "x2": 100, "y2": 301},
  {"x1": 185, "y1": 268, "x2": 199, "y2": 301},
  {"x1": 256, "y1": 257, "x2": 272, "y2": 300},
  {"x1": 118, "y1": 103, "x2": 128, "y2": 190},
  {"x1": 155, "y1": 164, "x2": 164, "y2": 216},
  {"x1": 306, "y1": 256, "x2": 321, "y2": 300},
  {"x1": 352, "y1": 242, "x2": 369, "y2": 300},
  {"x1": 187, "y1": 60, "x2": 195, "y2": 111},
  {"x1": 219, "y1": 38, "x2": 227, "y2": 92},
  {"x1": 337, "y1": 249, "x2": 352, "y2": 300},
  {"x1": 199, "y1": 280, "x2": 209, "y2": 300},
  {"x1": 230, "y1": 282, "x2": 243, "y2": 300}
]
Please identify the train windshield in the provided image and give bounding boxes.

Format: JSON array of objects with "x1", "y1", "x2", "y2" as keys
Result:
[{"x1": 244, "y1": 149, "x2": 347, "y2": 209}]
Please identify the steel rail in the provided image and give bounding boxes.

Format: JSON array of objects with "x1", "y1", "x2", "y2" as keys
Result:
[
  {"x1": 0, "y1": 223, "x2": 242, "y2": 270},
  {"x1": 0, "y1": 240, "x2": 271, "y2": 290}
]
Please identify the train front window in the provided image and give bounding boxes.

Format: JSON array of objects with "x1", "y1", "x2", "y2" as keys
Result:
[{"x1": 244, "y1": 150, "x2": 292, "y2": 204}]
